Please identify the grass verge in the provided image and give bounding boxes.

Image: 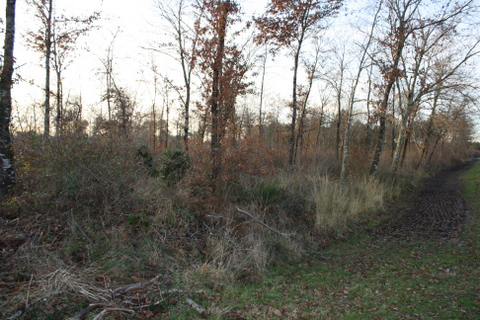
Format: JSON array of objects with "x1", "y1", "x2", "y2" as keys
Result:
[{"x1": 185, "y1": 163, "x2": 480, "y2": 319}]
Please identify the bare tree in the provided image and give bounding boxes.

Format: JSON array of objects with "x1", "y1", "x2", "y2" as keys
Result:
[
  {"x1": 255, "y1": 0, "x2": 343, "y2": 166},
  {"x1": 26, "y1": 0, "x2": 98, "y2": 136},
  {"x1": 370, "y1": 0, "x2": 476, "y2": 176},
  {"x1": 98, "y1": 29, "x2": 120, "y2": 122},
  {"x1": 52, "y1": 11, "x2": 99, "y2": 135},
  {"x1": 258, "y1": 45, "x2": 268, "y2": 137},
  {"x1": 295, "y1": 36, "x2": 324, "y2": 158},
  {"x1": 340, "y1": 0, "x2": 382, "y2": 184},
  {"x1": 154, "y1": 0, "x2": 203, "y2": 153},
  {"x1": 26, "y1": 0, "x2": 53, "y2": 136},
  {"x1": 369, "y1": 0, "x2": 419, "y2": 176},
  {"x1": 0, "y1": 0, "x2": 16, "y2": 195},
  {"x1": 321, "y1": 42, "x2": 349, "y2": 160},
  {"x1": 391, "y1": 28, "x2": 480, "y2": 171}
]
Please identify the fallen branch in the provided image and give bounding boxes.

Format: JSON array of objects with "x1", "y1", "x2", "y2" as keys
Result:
[
  {"x1": 6, "y1": 311, "x2": 22, "y2": 320},
  {"x1": 111, "y1": 274, "x2": 162, "y2": 297},
  {"x1": 25, "y1": 274, "x2": 33, "y2": 310},
  {"x1": 186, "y1": 297, "x2": 207, "y2": 318},
  {"x1": 92, "y1": 308, "x2": 134, "y2": 320},
  {"x1": 205, "y1": 214, "x2": 234, "y2": 222},
  {"x1": 111, "y1": 283, "x2": 143, "y2": 296},
  {"x1": 0, "y1": 281, "x2": 30, "y2": 286},
  {"x1": 236, "y1": 208, "x2": 295, "y2": 237},
  {"x1": 69, "y1": 211, "x2": 93, "y2": 245},
  {"x1": 65, "y1": 304, "x2": 102, "y2": 320},
  {"x1": 126, "y1": 289, "x2": 185, "y2": 309},
  {"x1": 130, "y1": 299, "x2": 166, "y2": 309}
]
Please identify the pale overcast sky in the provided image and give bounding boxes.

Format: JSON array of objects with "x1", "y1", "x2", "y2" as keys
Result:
[
  {"x1": 2, "y1": 0, "x2": 293, "y2": 129},
  {"x1": 3, "y1": 0, "x2": 478, "y2": 136}
]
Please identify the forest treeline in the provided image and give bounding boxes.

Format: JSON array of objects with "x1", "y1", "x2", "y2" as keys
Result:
[
  {"x1": 2, "y1": 0, "x2": 479, "y2": 188},
  {"x1": 0, "y1": 0, "x2": 480, "y2": 318}
]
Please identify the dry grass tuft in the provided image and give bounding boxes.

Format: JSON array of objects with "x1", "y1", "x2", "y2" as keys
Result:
[
  {"x1": 281, "y1": 168, "x2": 390, "y2": 235},
  {"x1": 40, "y1": 268, "x2": 109, "y2": 302},
  {"x1": 186, "y1": 204, "x2": 302, "y2": 287},
  {"x1": 207, "y1": 305, "x2": 232, "y2": 319},
  {"x1": 311, "y1": 175, "x2": 387, "y2": 234}
]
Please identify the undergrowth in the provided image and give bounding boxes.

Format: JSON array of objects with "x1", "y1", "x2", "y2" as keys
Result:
[
  {"x1": 0, "y1": 134, "x2": 440, "y2": 319},
  {"x1": 182, "y1": 163, "x2": 480, "y2": 319}
]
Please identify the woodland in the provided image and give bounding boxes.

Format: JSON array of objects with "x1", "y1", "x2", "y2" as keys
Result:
[{"x1": 0, "y1": 0, "x2": 480, "y2": 319}]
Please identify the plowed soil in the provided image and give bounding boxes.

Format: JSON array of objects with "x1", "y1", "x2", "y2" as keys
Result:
[{"x1": 375, "y1": 161, "x2": 475, "y2": 241}]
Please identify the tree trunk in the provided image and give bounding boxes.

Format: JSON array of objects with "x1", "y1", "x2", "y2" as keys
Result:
[
  {"x1": 315, "y1": 105, "x2": 324, "y2": 148},
  {"x1": 335, "y1": 73, "x2": 343, "y2": 161},
  {"x1": 165, "y1": 95, "x2": 169, "y2": 148},
  {"x1": 54, "y1": 61, "x2": 63, "y2": 135},
  {"x1": 391, "y1": 99, "x2": 415, "y2": 172},
  {"x1": 428, "y1": 134, "x2": 443, "y2": 163},
  {"x1": 370, "y1": 79, "x2": 394, "y2": 177},
  {"x1": 259, "y1": 46, "x2": 267, "y2": 137},
  {"x1": 44, "y1": 0, "x2": 53, "y2": 136},
  {"x1": 152, "y1": 72, "x2": 157, "y2": 151},
  {"x1": 370, "y1": 7, "x2": 409, "y2": 177},
  {"x1": 399, "y1": 122, "x2": 411, "y2": 168},
  {"x1": 295, "y1": 69, "x2": 315, "y2": 160},
  {"x1": 106, "y1": 55, "x2": 112, "y2": 121},
  {"x1": 340, "y1": 0, "x2": 380, "y2": 184},
  {"x1": 179, "y1": 15, "x2": 193, "y2": 153},
  {"x1": 0, "y1": 0, "x2": 16, "y2": 196},
  {"x1": 364, "y1": 64, "x2": 373, "y2": 146},
  {"x1": 390, "y1": 84, "x2": 396, "y2": 158},
  {"x1": 288, "y1": 44, "x2": 302, "y2": 167},
  {"x1": 419, "y1": 84, "x2": 441, "y2": 165},
  {"x1": 210, "y1": 9, "x2": 227, "y2": 182}
]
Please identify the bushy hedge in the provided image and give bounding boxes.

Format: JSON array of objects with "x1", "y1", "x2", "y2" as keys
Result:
[{"x1": 13, "y1": 133, "x2": 146, "y2": 216}]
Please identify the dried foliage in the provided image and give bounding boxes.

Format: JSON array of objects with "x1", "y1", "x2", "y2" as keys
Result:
[{"x1": 12, "y1": 132, "x2": 143, "y2": 216}]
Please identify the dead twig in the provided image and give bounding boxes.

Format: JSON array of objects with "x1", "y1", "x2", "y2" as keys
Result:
[
  {"x1": 25, "y1": 274, "x2": 33, "y2": 309},
  {"x1": 205, "y1": 214, "x2": 234, "y2": 222},
  {"x1": 111, "y1": 283, "x2": 144, "y2": 296},
  {"x1": 6, "y1": 311, "x2": 22, "y2": 320},
  {"x1": 186, "y1": 297, "x2": 208, "y2": 318},
  {"x1": 236, "y1": 207, "x2": 295, "y2": 237},
  {"x1": 92, "y1": 308, "x2": 135, "y2": 320},
  {"x1": 65, "y1": 304, "x2": 102, "y2": 320},
  {"x1": 130, "y1": 298, "x2": 166, "y2": 309},
  {"x1": 111, "y1": 274, "x2": 162, "y2": 297},
  {"x1": 68, "y1": 210, "x2": 93, "y2": 245}
]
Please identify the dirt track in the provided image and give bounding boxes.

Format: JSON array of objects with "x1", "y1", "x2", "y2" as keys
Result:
[{"x1": 376, "y1": 161, "x2": 475, "y2": 241}]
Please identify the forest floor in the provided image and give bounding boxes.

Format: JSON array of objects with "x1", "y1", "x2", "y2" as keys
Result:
[
  {"x1": 206, "y1": 162, "x2": 480, "y2": 319},
  {"x1": 1, "y1": 161, "x2": 480, "y2": 319}
]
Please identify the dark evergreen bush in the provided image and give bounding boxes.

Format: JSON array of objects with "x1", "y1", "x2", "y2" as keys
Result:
[{"x1": 159, "y1": 149, "x2": 190, "y2": 185}]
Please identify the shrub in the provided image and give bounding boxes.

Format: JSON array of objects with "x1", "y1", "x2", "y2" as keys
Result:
[
  {"x1": 254, "y1": 180, "x2": 287, "y2": 207},
  {"x1": 136, "y1": 145, "x2": 158, "y2": 177},
  {"x1": 159, "y1": 149, "x2": 190, "y2": 186},
  {"x1": 12, "y1": 133, "x2": 146, "y2": 217},
  {"x1": 256, "y1": 180, "x2": 285, "y2": 206}
]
